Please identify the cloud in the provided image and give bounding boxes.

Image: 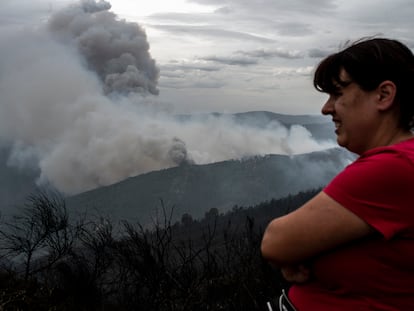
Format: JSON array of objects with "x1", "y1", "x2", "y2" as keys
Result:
[
  {"x1": 272, "y1": 66, "x2": 314, "y2": 78},
  {"x1": 158, "y1": 59, "x2": 224, "y2": 89},
  {"x1": 276, "y1": 22, "x2": 313, "y2": 37},
  {"x1": 201, "y1": 55, "x2": 258, "y2": 66},
  {"x1": 150, "y1": 24, "x2": 275, "y2": 43},
  {"x1": 187, "y1": 0, "x2": 337, "y2": 15},
  {"x1": 162, "y1": 61, "x2": 221, "y2": 73},
  {"x1": 237, "y1": 48, "x2": 305, "y2": 59},
  {"x1": 308, "y1": 48, "x2": 333, "y2": 58},
  {"x1": 160, "y1": 75, "x2": 225, "y2": 89}
]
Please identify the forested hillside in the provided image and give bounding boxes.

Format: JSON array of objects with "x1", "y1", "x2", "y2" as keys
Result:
[
  {"x1": 0, "y1": 189, "x2": 318, "y2": 310},
  {"x1": 66, "y1": 148, "x2": 352, "y2": 226}
]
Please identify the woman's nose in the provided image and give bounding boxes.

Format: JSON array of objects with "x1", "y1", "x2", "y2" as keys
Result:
[{"x1": 321, "y1": 97, "x2": 334, "y2": 115}]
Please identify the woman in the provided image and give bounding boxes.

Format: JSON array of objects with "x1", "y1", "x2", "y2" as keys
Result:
[{"x1": 261, "y1": 38, "x2": 414, "y2": 310}]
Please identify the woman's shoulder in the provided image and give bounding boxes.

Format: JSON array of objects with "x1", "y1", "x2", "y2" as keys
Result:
[{"x1": 360, "y1": 137, "x2": 414, "y2": 162}]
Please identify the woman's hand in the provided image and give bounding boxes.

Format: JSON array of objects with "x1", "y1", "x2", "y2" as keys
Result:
[{"x1": 281, "y1": 264, "x2": 311, "y2": 283}]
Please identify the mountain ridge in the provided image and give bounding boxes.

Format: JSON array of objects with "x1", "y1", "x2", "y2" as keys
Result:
[{"x1": 66, "y1": 147, "x2": 354, "y2": 226}]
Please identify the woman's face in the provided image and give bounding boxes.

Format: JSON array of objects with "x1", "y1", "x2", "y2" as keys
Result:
[{"x1": 321, "y1": 69, "x2": 379, "y2": 154}]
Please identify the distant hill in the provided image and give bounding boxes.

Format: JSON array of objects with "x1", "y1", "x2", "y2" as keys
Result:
[
  {"x1": 0, "y1": 111, "x2": 340, "y2": 221},
  {"x1": 66, "y1": 148, "x2": 354, "y2": 226}
]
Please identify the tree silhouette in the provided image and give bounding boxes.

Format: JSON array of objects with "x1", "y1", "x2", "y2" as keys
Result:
[{"x1": 0, "y1": 191, "x2": 78, "y2": 281}]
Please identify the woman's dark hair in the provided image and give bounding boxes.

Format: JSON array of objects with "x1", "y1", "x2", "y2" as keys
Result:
[{"x1": 314, "y1": 38, "x2": 414, "y2": 130}]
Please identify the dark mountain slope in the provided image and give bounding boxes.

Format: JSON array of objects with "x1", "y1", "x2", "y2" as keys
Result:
[{"x1": 66, "y1": 148, "x2": 354, "y2": 226}]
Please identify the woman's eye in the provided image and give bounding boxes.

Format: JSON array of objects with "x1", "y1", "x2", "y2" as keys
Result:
[
  {"x1": 330, "y1": 85, "x2": 343, "y2": 97},
  {"x1": 330, "y1": 92, "x2": 342, "y2": 99}
]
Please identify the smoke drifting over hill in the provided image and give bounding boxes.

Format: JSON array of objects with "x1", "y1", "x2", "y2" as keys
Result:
[{"x1": 0, "y1": 0, "x2": 335, "y2": 195}]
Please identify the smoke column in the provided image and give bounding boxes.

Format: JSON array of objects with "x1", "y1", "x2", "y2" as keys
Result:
[
  {"x1": 0, "y1": 0, "x2": 336, "y2": 195},
  {"x1": 47, "y1": 0, "x2": 159, "y2": 95}
]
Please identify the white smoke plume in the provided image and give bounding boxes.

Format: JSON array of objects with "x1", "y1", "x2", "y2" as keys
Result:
[{"x1": 0, "y1": 0, "x2": 335, "y2": 195}]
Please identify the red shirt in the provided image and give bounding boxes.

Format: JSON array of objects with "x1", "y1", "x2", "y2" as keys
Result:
[{"x1": 289, "y1": 138, "x2": 414, "y2": 310}]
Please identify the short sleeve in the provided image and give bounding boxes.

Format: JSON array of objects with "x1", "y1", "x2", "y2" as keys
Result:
[{"x1": 324, "y1": 149, "x2": 414, "y2": 239}]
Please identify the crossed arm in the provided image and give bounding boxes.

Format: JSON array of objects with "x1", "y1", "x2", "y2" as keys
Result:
[{"x1": 260, "y1": 191, "x2": 374, "y2": 282}]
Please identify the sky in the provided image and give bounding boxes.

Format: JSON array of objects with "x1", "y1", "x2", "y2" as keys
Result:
[
  {"x1": 4, "y1": 0, "x2": 414, "y2": 115},
  {"x1": 0, "y1": 0, "x2": 412, "y2": 194},
  {"x1": 114, "y1": 0, "x2": 414, "y2": 114}
]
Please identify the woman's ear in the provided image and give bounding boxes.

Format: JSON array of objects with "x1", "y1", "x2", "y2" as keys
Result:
[{"x1": 376, "y1": 80, "x2": 396, "y2": 111}]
